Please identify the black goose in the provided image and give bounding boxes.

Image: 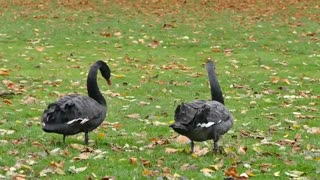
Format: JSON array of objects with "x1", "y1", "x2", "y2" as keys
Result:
[
  {"x1": 170, "y1": 59, "x2": 234, "y2": 153},
  {"x1": 42, "y1": 60, "x2": 111, "y2": 145}
]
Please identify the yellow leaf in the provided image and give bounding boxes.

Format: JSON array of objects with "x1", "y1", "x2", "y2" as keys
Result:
[
  {"x1": 98, "y1": 132, "x2": 106, "y2": 138},
  {"x1": 271, "y1": 76, "x2": 279, "y2": 84},
  {"x1": 274, "y1": 171, "x2": 281, "y2": 177},
  {"x1": 112, "y1": 73, "x2": 126, "y2": 78},
  {"x1": 281, "y1": 78, "x2": 291, "y2": 84},
  {"x1": 0, "y1": 69, "x2": 9, "y2": 76}
]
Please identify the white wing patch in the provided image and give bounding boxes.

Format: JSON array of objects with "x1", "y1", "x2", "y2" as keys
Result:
[
  {"x1": 66, "y1": 118, "x2": 90, "y2": 125},
  {"x1": 197, "y1": 120, "x2": 222, "y2": 128}
]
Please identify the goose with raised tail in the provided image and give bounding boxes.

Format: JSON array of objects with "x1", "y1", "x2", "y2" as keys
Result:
[
  {"x1": 170, "y1": 59, "x2": 234, "y2": 153},
  {"x1": 42, "y1": 60, "x2": 111, "y2": 145}
]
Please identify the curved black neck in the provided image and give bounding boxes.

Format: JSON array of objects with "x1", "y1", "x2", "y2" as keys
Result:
[
  {"x1": 206, "y1": 61, "x2": 225, "y2": 105},
  {"x1": 87, "y1": 63, "x2": 106, "y2": 106}
]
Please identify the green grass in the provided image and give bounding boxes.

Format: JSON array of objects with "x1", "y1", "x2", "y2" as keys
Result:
[{"x1": 0, "y1": 0, "x2": 319, "y2": 179}]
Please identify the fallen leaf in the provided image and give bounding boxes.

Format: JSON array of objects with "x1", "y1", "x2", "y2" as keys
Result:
[
  {"x1": 73, "y1": 152, "x2": 90, "y2": 161},
  {"x1": 209, "y1": 159, "x2": 224, "y2": 171},
  {"x1": 237, "y1": 146, "x2": 248, "y2": 155},
  {"x1": 285, "y1": 170, "x2": 305, "y2": 178},
  {"x1": 175, "y1": 135, "x2": 191, "y2": 144},
  {"x1": 0, "y1": 68, "x2": 9, "y2": 76},
  {"x1": 201, "y1": 168, "x2": 214, "y2": 177},
  {"x1": 307, "y1": 127, "x2": 320, "y2": 134},
  {"x1": 101, "y1": 176, "x2": 116, "y2": 180},
  {"x1": 140, "y1": 159, "x2": 151, "y2": 167},
  {"x1": 114, "y1": 31, "x2": 122, "y2": 36},
  {"x1": 142, "y1": 169, "x2": 153, "y2": 176},
  {"x1": 194, "y1": 147, "x2": 210, "y2": 156},
  {"x1": 281, "y1": 78, "x2": 291, "y2": 84},
  {"x1": 129, "y1": 157, "x2": 138, "y2": 165},
  {"x1": 165, "y1": 148, "x2": 178, "y2": 154},
  {"x1": 35, "y1": 46, "x2": 45, "y2": 52},
  {"x1": 3, "y1": 99, "x2": 12, "y2": 105},
  {"x1": 180, "y1": 163, "x2": 198, "y2": 171},
  {"x1": 69, "y1": 143, "x2": 84, "y2": 151},
  {"x1": 68, "y1": 166, "x2": 87, "y2": 174},
  {"x1": 125, "y1": 113, "x2": 140, "y2": 119},
  {"x1": 274, "y1": 171, "x2": 281, "y2": 177},
  {"x1": 225, "y1": 166, "x2": 238, "y2": 177},
  {"x1": 260, "y1": 163, "x2": 272, "y2": 172}
]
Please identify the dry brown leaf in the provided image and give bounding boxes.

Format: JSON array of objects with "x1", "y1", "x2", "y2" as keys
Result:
[
  {"x1": 35, "y1": 46, "x2": 45, "y2": 52},
  {"x1": 69, "y1": 143, "x2": 84, "y2": 151},
  {"x1": 125, "y1": 113, "x2": 140, "y2": 119},
  {"x1": 194, "y1": 147, "x2": 210, "y2": 156},
  {"x1": 165, "y1": 148, "x2": 178, "y2": 154},
  {"x1": 281, "y1": 78, "x2": 291, "y2": 84},
  {"x1": 148, "y1": 40, "x2": 161, "y2": 48},
  {"x1": 162, "y1": 167, "x2": 171, "y2": 174},
  {"x1": 307, "y1": 127, "x2": 320, "y2": 134},
  {"x1": 129, "y1": 157, "x2": 138, "y2": 165},
  {"x1": 175, "y1": 135, "x2": 190, "y2": 144},
  {"x1": 209, "y1": 159, "x2": 224, "y2": 171},
  {"x1": 224, "y1": 166, "x2": 238, "y2": 177},
  {"x1": 0, "y1": 69, "x2": 9, "y2": 76},
  {"x1": 114, "y1": 31, "x2": 122, "y2": 36},
  {"x1": 260, "y1": 163, "x2": 272, "y2": 172},
  {"x1": 180, "y1": 163, "x2": 198, "y2": 171},
  {"x1": 271, "y1": 76, "x2": 279, "y2": 84},
  {"x1": 101, "y1": 176, "x2": 116, "y2": 180},
  {"x1": 141, "y1": 159, "x2": 151, "y2": 167},
  {"x1": 3, "y1": 99, "x2": 12, "y2": 105},
  {"x1": 73, "y1": 152, "x2": 90, "y2": 161},
  {"x1": 237, "y1": 146, "x2": 248, "y2": 155}
]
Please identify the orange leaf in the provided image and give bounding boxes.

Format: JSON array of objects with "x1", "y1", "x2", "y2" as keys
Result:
[
  {"x1": 129, "y1": 157, "x2": 137, "y2": 165},
  {"x1": 35, "y1": 46, "x2": 45, "y2": 52},
  {"x1": 281, "y1": 78, "x2": 291, "y2": 84},
  {"x1": 0, "y1": 69, "x2": 9, "y2": 76},
  {"x1": 3, "y1": 99, "x2": 12, "y2": 105},
  {"x1": 224, "y1": 166, "x2": 238, "y2": 177}
]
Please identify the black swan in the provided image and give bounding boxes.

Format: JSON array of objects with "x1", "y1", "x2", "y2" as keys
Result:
[
  {"x1": 42, "y1": 60, "x2": 111, "y2": 145},
  {"x1": 170, "y1": 59, "x2": 234, "y2": 153}
]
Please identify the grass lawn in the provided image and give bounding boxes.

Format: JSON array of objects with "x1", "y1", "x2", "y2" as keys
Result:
[{"x1": 0, "y1": 0, "x2": 319, "y2": 179}]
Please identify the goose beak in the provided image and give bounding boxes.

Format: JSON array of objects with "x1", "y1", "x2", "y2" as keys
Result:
[{"x1": 107, "y1": 79, "x2": 112, "y2": 85}]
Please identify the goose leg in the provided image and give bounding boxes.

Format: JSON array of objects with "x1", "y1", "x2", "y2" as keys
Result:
[
  {"x1": 213, "y1": 139, "x2": 219, "y2": 154},
  {"x1": 190, "y1": 141, "x2": 195, "y2": 153},
  {"x1": 84, "y1": 131, "x2": 89, "y2": 145},
  {"x1": 63, "y1": 135, "x2": 66, "y2": 144}
]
